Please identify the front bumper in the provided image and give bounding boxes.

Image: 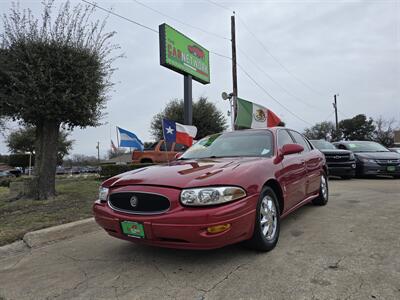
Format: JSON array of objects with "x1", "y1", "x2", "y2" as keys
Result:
[
  {"x1": 93, "y1": 186, "x2": 258, "y2": 250},
  {"x1": 357, "y1": 163, "x2": 400, "y2": 177},
  {"x1": 327, "y1": 162, "x2": 356, "y2": 177}
]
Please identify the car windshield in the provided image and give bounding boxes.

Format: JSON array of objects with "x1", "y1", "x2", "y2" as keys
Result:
[
  {"x1": 311, "y1": 140, "x2": 336, "y2": 150},
  {"x1": 180, "y1": 130, "x2": 274, "y2": 159},
  {"x1": 345, "y1": 141, "x2": 389, "y2": 152}
]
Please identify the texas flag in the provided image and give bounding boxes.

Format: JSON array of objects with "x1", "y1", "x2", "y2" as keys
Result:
[{"x1": 162, "y1": 119, "x2": 197, "y2": 147}]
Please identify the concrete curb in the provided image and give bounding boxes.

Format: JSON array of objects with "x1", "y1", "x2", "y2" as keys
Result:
[
  {"x1": 0, "y1": 218, "x2": 100, "y2": 260},
  {"x1": 23, "y1": 218, "x2": 100, "y2": 248},
  {"x1": 0, "y1": 241, "x2": 29, "y2": 260}
]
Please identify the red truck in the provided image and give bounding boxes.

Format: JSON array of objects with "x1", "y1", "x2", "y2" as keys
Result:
[{"x1": 132, "y1": 140, "x2": 188, "y2": 164}]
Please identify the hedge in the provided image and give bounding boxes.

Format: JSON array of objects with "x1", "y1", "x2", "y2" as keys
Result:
[{"x1": 100, "y1": 163, "x2": 155, "y2": 179}]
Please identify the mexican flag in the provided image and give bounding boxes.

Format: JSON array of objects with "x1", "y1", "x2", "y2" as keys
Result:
[{"x1": 235, "y1": 98, "x2": 282, "y2": 129}]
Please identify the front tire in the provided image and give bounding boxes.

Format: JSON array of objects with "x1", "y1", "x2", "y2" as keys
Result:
[
  {"x1": 246, "y1": 187, "x2": 280, "y2": 252},
  {"x1": 312, "y1": 174, "x2": 329, "y2": 206}
]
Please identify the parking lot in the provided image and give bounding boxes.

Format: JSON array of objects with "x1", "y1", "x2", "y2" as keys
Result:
[{"x1": 0, "y1": 178, "x2": 399, "y2": 300}]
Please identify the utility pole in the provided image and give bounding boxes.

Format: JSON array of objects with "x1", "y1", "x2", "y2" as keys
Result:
[
  {"x1": 332, "y1": 94, "x2": 339, "y2": 141},
  {"x1": 333, "y1": 94, "x2": 338, "y2": 131},
  {"x1": 96, "y1": 141, "x2": 100, "y2": 165},
  {"x1": 231, "y1": 14, "x2": 238, "y2": 130}
]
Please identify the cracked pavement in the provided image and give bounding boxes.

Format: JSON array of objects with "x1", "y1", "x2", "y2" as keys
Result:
[{"x1": 0, "y1": 179, "x2": 399, "y2": 299}]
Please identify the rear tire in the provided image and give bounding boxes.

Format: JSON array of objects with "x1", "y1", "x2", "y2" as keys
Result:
[
  {"x1": 245, "y1": 186, "x2": 280, "y2": 252},
  {"x1": 312, "y1": 174, "x2": 329, "y2": 206}
]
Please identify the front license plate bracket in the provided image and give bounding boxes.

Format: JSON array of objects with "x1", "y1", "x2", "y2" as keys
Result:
[{"x1": 121, "y1": 221, "x2": 145, "y2": 238}]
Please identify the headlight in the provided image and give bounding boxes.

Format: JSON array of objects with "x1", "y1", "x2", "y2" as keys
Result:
[
  {"x1": 349, "y1": 153, "x2": 355, "y2": 160},
  {"x1": 99, "y1": 187, "x2": 109, "y2": 202},
  {"x1": 360, "y1": 158, "x2": 376, "y2": 163},
  {"x1": 180, "y1": 186, "x2": 246, "y2": 206}
]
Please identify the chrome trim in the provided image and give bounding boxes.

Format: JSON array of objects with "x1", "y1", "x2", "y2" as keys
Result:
[{"x1": 107, "y1": 191, "x2": 170, "y2": 215}]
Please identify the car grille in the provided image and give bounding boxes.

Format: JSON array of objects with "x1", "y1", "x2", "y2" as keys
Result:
[
  {"x1": 375, "y1": 159, "x2": 400, "y2": 165},
  {"x1": 108, "y1": 192, "x2": 170, "y2": 214},
  {"x1": 325, "y1": 153, "x2": 350, "y2": 162}
]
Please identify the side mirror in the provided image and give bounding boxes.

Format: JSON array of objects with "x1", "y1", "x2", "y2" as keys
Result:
[
  {"x1": 281, "y1": 144, "x2": 304, "y2": 156},
  {"x1": 174, "y1": 152, "x2": 183, "y2": 160}
]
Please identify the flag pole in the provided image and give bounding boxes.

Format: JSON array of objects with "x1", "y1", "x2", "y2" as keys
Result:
[
  {"x1": 116, "y1": 126, "x2": 121, "y2": 164},
  {"x1": 161, "y1": 119, "x2": 170, "y2": 166}
]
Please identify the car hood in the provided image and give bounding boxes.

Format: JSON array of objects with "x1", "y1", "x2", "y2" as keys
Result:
[
  {"x1": 354, "y1": 151, "x2": 400, "y2": 160},
  {"x1": 105, "y1": 157, "x2": 269, "y2": 189},
  {"x1": 318, "y1": 149, "x2": 351, "y2": 155}
]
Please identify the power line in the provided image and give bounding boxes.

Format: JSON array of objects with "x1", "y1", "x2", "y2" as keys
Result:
[
  {"x1": 82, "y1": 1, "x2": 232, "y2": 62},
  {"x1": 205, "y1": 0, "x2": 326, "y2": 97},
  {"x1": 237, "y1": 64, "x2": 314, "y2": 126},
  {"x1": 205, "y1": 0, "x2": 234, "y2": 13},
  {"x1": 82, "y1": 0, "x2": 158, "y2": 34},
  {"x1": 237, "y1": 16, "x2": 325, "y2": 97},
  {"x1": 83, "y1": 0, "x2": 313, "y2": 126},
  {"x1": 237, "y1": 47, "x2": 328, "y2": 112},
  {"x1": 132, "y1": 0, "x2": 230, "y2": 41}
]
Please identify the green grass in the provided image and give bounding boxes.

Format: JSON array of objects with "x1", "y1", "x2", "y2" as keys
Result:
[{"x1": 0, "y1": 178, "x2": 101, "y2": 246}]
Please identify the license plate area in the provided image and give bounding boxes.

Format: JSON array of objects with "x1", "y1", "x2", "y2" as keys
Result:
[
  {"x1": 387, "y1": 166, "x2": 396, "y2": 172},
  {"x1": 121, "y1": 221, "x2": 145, "y2": 238}
]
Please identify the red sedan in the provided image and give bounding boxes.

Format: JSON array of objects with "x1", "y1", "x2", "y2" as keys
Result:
[{"x1": 93, "y1": 128, "x2": 328, "y2": 251}]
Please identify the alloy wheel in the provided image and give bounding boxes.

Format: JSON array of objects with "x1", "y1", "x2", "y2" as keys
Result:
[{"x1": 260, "y1": 196, "x2": 277, "y2": 240}]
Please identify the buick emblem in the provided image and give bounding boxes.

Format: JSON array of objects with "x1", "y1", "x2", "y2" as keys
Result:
[{"x1": 130, "y1": 196, "x2": 138, "y2": 208}]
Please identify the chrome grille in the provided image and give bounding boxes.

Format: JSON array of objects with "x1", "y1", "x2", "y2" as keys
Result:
[
  {"x1": 325, "y1": 154, "x2": 350, "y2": 162},
  {"x1": 108, "y1": 192, "x2": 170, "y2": 214},
  {"x1": 375, "y1": 159, "x2": 400, "y2": 165}
]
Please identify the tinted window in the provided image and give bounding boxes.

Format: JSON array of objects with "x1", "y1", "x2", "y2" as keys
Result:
[
  {"x1": 145, "y1": 142, "x2": 157, "y2": 150},
  {"x1": 181, "y1": 130, "x2": 274, "y2": 159},
  {"x1": 342, "y1": 141, "x2": 389, "y2": 152},
  {"x1": 159, "y1": 141, "x2": 173, "y2": 151},
  {"x1": 174, "y1": 143, "x2": 188, "y2": 152},
  {"x1": 277, "y1": 130, "x2": 294, "y2": 148},
  {"x1": 290, "y1": 131, "x2": 310, "y2": 151},
  {"x1": 310, "y1": 140, "x2": 336, "y2": 150}
]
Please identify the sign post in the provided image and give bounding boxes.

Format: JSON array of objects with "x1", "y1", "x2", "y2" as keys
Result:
[
  {"x1": 159, "y1": 23, "x2": 210, "y2": 125},
  {"x1": 184, "y1": 75, "x2": 193, "y2": 125}
]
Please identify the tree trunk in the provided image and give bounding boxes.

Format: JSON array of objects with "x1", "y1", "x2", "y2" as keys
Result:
[{"x1": 33, "y1": 121, "x2": 60, "y2": 200}]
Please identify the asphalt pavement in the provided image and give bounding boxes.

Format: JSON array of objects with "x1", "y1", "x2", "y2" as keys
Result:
[{"x1": 0, "y1": 179, "x2": 399, "y2": 300}]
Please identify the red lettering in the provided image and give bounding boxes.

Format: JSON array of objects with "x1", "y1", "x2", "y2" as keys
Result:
[
  {"x1": 167, "y1": 44, "x2": 172, "y2": 57},
  {"x1": 173, "y1": 47, "x2": 177, "y2": 58},
  {"x1": 177, "y1": 49, "x2": 182, "y2": 60}
]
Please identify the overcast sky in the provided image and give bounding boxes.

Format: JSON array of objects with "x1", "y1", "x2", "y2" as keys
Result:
[{"x1": 0, "y1": 0, "x2": 399, "y2": 158}]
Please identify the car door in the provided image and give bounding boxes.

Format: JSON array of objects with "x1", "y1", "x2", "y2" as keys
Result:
[
  {"x1": 289, "y1": 130, "x2": 321, "y2": 196},
  {"x1": 276, "y1": 129, "x2": 307, "y2": 210}
]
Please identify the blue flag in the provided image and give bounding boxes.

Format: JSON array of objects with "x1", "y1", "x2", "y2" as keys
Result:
[{"x1": 117, "y1": 127, "x2": 144, "y2": 151}]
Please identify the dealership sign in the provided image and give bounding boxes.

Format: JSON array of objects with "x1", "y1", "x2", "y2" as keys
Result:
[{"x1": 159, "y1": 23, "x2": 210, "y2": 84}]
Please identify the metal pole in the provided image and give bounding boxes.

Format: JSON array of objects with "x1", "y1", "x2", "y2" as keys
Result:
[
  {"x1": 97, "y1": 141, "x2": 100, "y2": 165},
  {"x1": 231, "y1": 14, "x2": 238, "y2": 130},
  {"x1": 334, "y1": 94, "x2": 338, "y2": 131},
  {"x1": 28, "y1": 152, "x2": 32, "y2": 176},
  {"x1": 184, "y1": 75, "x2": 193, "y2": 125},
  {"x1": 116, "y1": 127, "x2": 121, "y2": 163}
]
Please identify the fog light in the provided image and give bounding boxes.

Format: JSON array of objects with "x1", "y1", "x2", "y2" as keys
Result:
[{"x1": 207, "y1": 224, "x2": 231, "y2": 234}]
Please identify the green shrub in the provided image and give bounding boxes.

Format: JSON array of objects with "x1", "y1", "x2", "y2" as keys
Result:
[{"x1": 100, "y1": 163, "x2": 155, "y2": 179}]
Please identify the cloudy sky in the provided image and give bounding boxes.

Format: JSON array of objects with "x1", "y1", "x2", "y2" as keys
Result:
[{"x1": 0, "y1": 0, "x2": 399, "y2": 158}]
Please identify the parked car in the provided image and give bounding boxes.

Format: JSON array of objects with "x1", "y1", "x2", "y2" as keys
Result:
[
  {"x1": 0, "y1": 170, "x2": 15, "y2": 186},
  {"x1": 333, "y1": 141, "x2": 400, "y2": 178},
  {"x1": 94, "y1": 128, "x2": 328, "y2": 252},
  {"x1": 7, "y1": 168, "x2": 22, "y2": 177},
  {"x1": 389, "y1": 147, "x2": 400, "y2": 154},
  {"x1": 132, "y1": 140, "x2": 189, "y2": 164},
  {"x1": 310, "y1": 140, "x2": 356, "y2": 179}
]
